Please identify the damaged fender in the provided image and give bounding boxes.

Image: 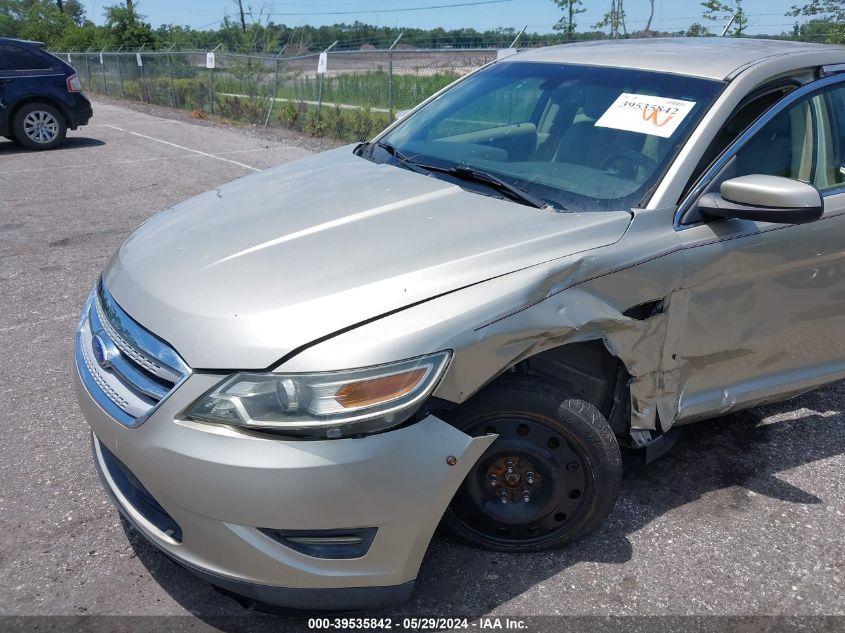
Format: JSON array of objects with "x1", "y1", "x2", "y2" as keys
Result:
[{"x1": 285, "y1": 209, "x2": 690, "y2": 434}]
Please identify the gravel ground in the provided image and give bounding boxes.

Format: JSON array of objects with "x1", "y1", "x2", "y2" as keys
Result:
[{"x1": 0, "y1": 100, "x2": 843, "y2": 632}]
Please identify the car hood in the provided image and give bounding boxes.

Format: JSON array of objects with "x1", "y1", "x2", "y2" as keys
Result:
[{"x1": 104, "y1": 147, "x2": 632, "y2": 369}]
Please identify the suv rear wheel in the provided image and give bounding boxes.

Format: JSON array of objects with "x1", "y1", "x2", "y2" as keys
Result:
[
  {"x1": 13, "y1": 103, "x2": 67, "y2": 150},
  {"x1": 442, "y1": 375, "x2": 622, "y2": 552}
]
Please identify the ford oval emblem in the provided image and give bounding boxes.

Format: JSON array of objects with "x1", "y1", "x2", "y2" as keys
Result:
[{"x1": 91, "y1": 334, "x2": 112, "y2": 369}]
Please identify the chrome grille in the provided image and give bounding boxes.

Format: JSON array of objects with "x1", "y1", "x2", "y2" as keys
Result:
[{"x1": 75, "y1": 280, "x2": 190, "y2": 428}]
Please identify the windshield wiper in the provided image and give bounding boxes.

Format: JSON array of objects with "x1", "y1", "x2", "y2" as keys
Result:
[
  {"x1": 373, "y1": 141, "x2": 437, "y2": 177},
  {"x1": 368, "y1": 141, "x2": 554, "y2": 210},
  {"x1": 375, "y1": 140, "x2": 407, "y2": 160},
  {"x1": 418, "y1": 162, "x2": 552, "y2": 210}
]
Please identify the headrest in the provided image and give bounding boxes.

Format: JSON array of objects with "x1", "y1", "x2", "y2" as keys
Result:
[{"x1": 583, "y1": 85, "x2": 622, "y2": 120}]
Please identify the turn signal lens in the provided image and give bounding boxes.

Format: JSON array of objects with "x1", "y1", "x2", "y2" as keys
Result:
[
  {"x1": 335, "y1": 368, "x2": 427, "y2": 409},
  {"x1": 184, "y1": 351, "x2": 452, "y2": 438}
]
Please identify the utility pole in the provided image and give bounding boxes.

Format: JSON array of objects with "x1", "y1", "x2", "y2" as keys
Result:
[
  {"x1": 567, "y1": 1, "x2": 578, "y2": 40},
  {"x1": 235, "y1": 0, "x2": 247, "y2": 32},
  {"x1": 644, "y1": 0, "x2": 655, "y2": 33},
  {"x1": 596, "y1": 0, "x2": 626, "y2": 39}
]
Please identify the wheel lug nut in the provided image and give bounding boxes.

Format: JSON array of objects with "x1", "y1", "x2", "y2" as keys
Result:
[
  {"x1": 506, "y1": 460, "x2": 515, "y2": 474},
  {"x1": 499, "y1": 491, "x2": 509, "y2": 504},
  {"x1": 526, "y1": 471, "x2": 535, "y2": 484},
  {"x1": 489, "y1": 476, "x2": 498, "y2": 487}
]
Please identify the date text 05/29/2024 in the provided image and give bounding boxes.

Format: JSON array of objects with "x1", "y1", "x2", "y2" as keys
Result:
[{"x1": 307, "y1": 617, "x2": 528, "y2": 630}]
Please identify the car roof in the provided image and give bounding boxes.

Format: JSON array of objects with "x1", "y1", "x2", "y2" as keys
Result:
[
  {"x1": 509, "y1": 38, "x2": 845, "y2": 81},
  {"x1": 0, "y1": 37, "x2": 47, "y2": 49}
]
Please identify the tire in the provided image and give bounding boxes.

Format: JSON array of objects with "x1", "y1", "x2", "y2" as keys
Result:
[
  {"x1": 12, "y1": 103, "x2": 67, "y2": 150},
  {"x1": 441, "y1": 374, "x2": 622, "y2": 552}
]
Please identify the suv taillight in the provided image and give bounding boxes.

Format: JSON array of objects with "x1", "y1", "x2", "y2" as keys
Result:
[{"x1": 66, "y1": 73, "x2": 82, "y2": 93}]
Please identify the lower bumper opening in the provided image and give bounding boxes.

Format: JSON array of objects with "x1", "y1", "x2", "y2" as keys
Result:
[
  {"x1": 98, "y1": 439, "x2": 183, "y2": 542},
  {"x1": 256, "y1": 527, "x2": 377, "y2": 559}
]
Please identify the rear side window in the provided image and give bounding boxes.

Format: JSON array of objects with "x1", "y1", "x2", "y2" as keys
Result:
[
  {"x1": 0, "y1": 44, "x2": 51, "y2": 71},
  {"x1": 0, "y1": 53, "x2": 12, "y2": 72}
]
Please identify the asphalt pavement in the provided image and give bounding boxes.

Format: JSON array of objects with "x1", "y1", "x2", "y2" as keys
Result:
[{"x1": 0, "y1": 100, "x2": 843, "y2": 631}]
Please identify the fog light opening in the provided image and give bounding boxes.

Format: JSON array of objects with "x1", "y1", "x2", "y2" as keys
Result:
[{"x1": 256, "y1": 527, "x2": 377, "y2": 559}]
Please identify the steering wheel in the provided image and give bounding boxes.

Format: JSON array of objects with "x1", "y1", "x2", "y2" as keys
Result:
[{"x1": 600, "y1": 151, "x2": 659, "y2": 179}]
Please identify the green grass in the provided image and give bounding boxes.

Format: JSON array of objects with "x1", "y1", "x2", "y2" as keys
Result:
[
  {"x1": 277, "y1": 69, "x2": 461, "y2": 110},
  {"x1": 79, "y1": 66, "x2": 458, "y2": 142}
]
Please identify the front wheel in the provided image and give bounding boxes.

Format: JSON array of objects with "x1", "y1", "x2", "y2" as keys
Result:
[
  {"x1": 13, "y1": 103, "x2": 67, "y2": 150},
  {"x1": 442, "y1": 375, "x2": 622, "y2": 552}
]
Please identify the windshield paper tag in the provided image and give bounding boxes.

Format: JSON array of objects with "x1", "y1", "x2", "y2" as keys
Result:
[{"x1": 594, "y1": 93, "x2": 696, "y2": 138}]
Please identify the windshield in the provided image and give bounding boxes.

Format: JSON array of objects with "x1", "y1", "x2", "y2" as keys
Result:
[{"x1": 364, "y1": 62, "x2": 724, "y2": 212}]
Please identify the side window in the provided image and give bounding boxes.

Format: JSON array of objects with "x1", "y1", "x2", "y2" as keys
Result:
[
  {"x1": 687, "y1": 81, "x2": 845, "y2": 223},
  {"x1": 819, "y1": 87, "x2": 845, "y2": 192},
  {"x1": 732, "y1": 84, "x2": 845, "y2": 191},
  {"x1": 733, "y1": 100, "x2": 814, "y2": 182},
  {"x1": 685, "y1": 85, "x2": 796, "y2": 191},
  {"x1": 0, "y1": 44, "x2": 51, "y2": 71},
  {"x1": 0, "y1": 53, "x2": 12, "y2": 72}
]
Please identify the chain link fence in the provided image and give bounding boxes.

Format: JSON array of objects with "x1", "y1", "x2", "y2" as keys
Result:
[{"x1": 61, "y1": 48, "x2": 499, "y2": 142}]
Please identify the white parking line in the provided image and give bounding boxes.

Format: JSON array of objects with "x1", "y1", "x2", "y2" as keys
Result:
[
  {"x1": 0, "y1": 154, "x2": 203, "y2": 175},
  {"x1": 101, "y1": 124, "x2": 262, "y2": 172},
  {"x1": 214, "y1": 146, "x2": 297, "y2": 155}
]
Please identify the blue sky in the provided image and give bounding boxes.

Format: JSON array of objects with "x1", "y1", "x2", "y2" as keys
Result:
[{"x1": 77, "y1": 0, "x2": 804, "y2": 36}]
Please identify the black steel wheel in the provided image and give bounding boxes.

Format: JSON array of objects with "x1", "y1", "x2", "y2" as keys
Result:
[{"x1": 442, "y1": 374, "x2": 622, "y2": 552}]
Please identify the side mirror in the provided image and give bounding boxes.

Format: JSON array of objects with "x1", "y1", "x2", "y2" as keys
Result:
[{"x1": 698, "y1": 175, "x2": 823, "y2": 225}]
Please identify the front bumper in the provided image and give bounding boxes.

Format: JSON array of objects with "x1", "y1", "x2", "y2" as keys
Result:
[{"x1": 74, "y1": 364, "x2": 493, "y2": 610}]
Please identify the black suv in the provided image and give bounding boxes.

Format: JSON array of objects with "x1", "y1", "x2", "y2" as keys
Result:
[{"x1": 0, "y1": 38, "x2": 93, "y2": 150}]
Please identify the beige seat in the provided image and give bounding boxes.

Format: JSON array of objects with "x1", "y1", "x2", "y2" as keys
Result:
[{"x1": 552, "y1": 87, "x2": 650, "y2": 172}]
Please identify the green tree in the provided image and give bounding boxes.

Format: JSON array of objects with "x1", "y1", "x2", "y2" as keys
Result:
[
  {"x1": 702, "y1": 0, "x2": 749, "y2": 36},
  {"x1": 62, "y1": 0, "x2": 85, "y2": 25},
  {"x1": 18, "y1": 1, "x2": 74, "y2": 43},
  {"x1": 551, "y1": 0, "x2": 586, "y2": 41},
  {"x1": 103, "y1": 1, "x2": 158, "y2": 48},
  {"x1": 787, "y1": 0, "x2": 845, "y2": 43},
  {"x1": 0, "y1": 0, "x2": 25, "y2": 38},
  {"x1": 56, "y1": 20, "x2": 107, "y2": 50},
  {"x1": 594, "y1": 0, "x2": 626, "y2": 39},
  {"x1": 686, "y1": 22, "x2": 712, "y2": 36}
]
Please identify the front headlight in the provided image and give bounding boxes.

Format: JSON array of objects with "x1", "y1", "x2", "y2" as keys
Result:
[{"x1": 184, "y1": 351, "x2": 451, "y2": 438}]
